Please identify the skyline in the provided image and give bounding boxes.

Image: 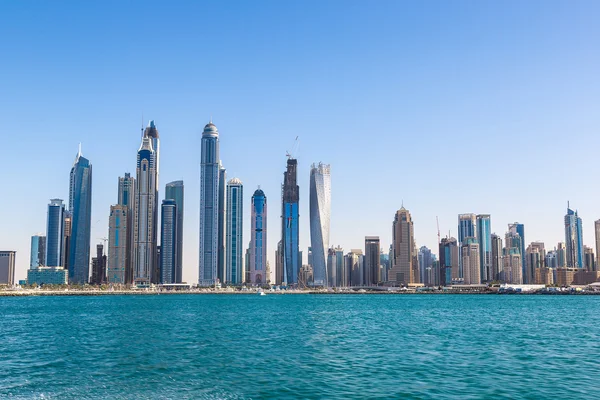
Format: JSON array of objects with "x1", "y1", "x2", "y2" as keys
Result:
[{"x1": 2, "y1": 1, "x2": 600, "y2": 283}]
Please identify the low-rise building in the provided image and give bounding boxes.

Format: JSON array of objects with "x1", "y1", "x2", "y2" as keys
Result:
[{"x1": 27, "y1": 267, "x2": 68, "y2": 285}]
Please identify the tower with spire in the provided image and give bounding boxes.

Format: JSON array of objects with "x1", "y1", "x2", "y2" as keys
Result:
[
  {"x1": 133, "y1": 123, "x2": 158, "y2": 285},
  {"x1": 68, "y1": 144, "x2": 92, "y2": 284}
]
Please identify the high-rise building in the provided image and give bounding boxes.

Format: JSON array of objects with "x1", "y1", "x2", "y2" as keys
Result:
[
  {"x1": 545, "y1": 251, "x2": 557, "y2": 269},
  {"x1": 217, "y1": 165, "x2": 226, "y2": 284},
  {"x1": 0, "y1": 251, "x2": 16, "y2": 286},
  {"x1": 165, "y1": 181, "x2": 184, "y2": 283},
  {"x1": 118, "y1": 173, "x2": 135, "y2": 284},
  {"x1": 439, "y1": 237, "x2": 459, "y2": 286},
  {"x1": 107, "y1": 205, "x2": 127, "y2": 284},
  {"x1": 595, "y1": 220, "x2": 600, "y2": 269},
  {"x1": 476, "y1": 214, "x2": 491, "y2": 282},
  {"x1": 30, "y1": 235, "x2": 46, "y2": 268},
  {"x1": 564, "y1": 206, "x2": 584, "y2": 269},
  {"x1": 379, "y1": 251, "x2": 390, "y2": 283},
  {"x1": 461, "y1": 238, "x2": 480, "y2": 285},
  {"x1": 526, "y1": 242, "x2": 546, "y2": 284},
  {"x1": 327, "y1": 247, "x2": 337, "y2": 287},
  {"x1": 309, "y1": 163, "x2": 331, "y2": 286},
  {"x1": 275, "y1": 240, "x2": 284, "y2": 285},
  {"x1": 133, "y1": 126, "x2": 158, "y2": 285},
  {"x1": 68, "y1": 145, "x2": 92, "y2": 284},
  {"x1": 390, "y1": 207, "x2": 415, "y2": 286},
  {"x1": 145, "y1": 121, "x2": 160, "y2": 284},
  {"x1": 62, "y1": 211, "x2": 72, "y2": 272},
  {"x1": 249, "y1": 188, "x2": 267, "y2": 285},
  {"x1": 508, "y1": 223, "x2": 526, "y2": 282},
  {"x1": 90, "y1": 244, "x2": 106, "y2": 285},
  {"x1": 199, "y1": 121, "x2": 220, "y2": 286},
  {"x1": 160, "y1": 199, "x2": 177, "y2": 284},
  {"x1": 418, "y1": 246, "x2": 433, "y2": 285},
  {"x1": 226, "y1": 178, "x2": 243, "y2": 284},
  {"x1": 345, "y1": 249, "x2": 364, "y2": 286},
  {"x1": 364, "y1": 237, "x2": 380, "y2": 286},
  {"x1": 335, "y1": 246, "x2": 345, "y2": 287},
  {"x1": 46, "y1": 199, "x2": 65, "y2": 267},
  {"x1": 503, "y1": 228, "x2": 523, "y2": 284},
  {"x1": 584, "y1": 246, "x2": 596, "y2": 271},
  {"x1": 282, "y1": 158, "x2": 300, "y2": 285},
  {"x1": 556, "y1": 242, "x2": 566, "y2": 268},
  {"x1": 458, "y1": 214, "x2": 477, "y2": 279},
  {"x1": 491, "y1": 234, "x2": 503, "y2": 282}
]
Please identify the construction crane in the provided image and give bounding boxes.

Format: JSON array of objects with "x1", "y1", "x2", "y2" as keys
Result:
[
  {"x1": 286, "y1": 136, "x2": 300, "y2": 159},
  {"x1": 97, "y1": 237, "x2": 108, "y2": 255},
  {"x1": 436, "y1": 216, "x2": 441, "y2": 244}
]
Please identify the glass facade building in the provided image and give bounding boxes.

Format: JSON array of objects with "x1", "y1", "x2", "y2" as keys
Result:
[
  {"x1": 226, "y1": 178, "x2": 243, "y2": 284},
  {"x1": 45, "y1": 199, "x2": 65, "y2": 267},
  {"x1": 250, "y1": 188, "x2": 267, "y2": 284},
  {"x1": 309, "y1": 163, "x2": 331, "y2": 286},
  {"x1": 282, "y1": 158, "x2": 299, "y2": 285},
  {"x1": 564, "y1": 207, "x2": 584, "y2": 269},
  {"x1": 199, "y1": 122, "x2": 220, "y2": 286},
  {"x1": 68, "y1": 146, "x2": 92, "y2": 284},
  {"x1": 476, "y1": 214, "x2": 491, "y2": 282},
  {"x1": 108, "y1": 205, "x2": 127, "y2": 284},
  {"x1": 30, "y1": 235, "x2": 46, "y2": 268},
  {"x1": 118, "y1": 173, "x2": 135, "y2": 284},
  {"x1": 165, "y1": 180, "x2": 184, "y2": 283},
  {"x1": 160, "y1": 199, "x2": 177, "y2": 284}
]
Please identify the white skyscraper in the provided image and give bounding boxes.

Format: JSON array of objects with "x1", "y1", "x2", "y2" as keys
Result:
[
  {"x1": 309, "y1": 162, "x2": 331, "y2": 286},
  {"x1": 133, "y1": 127, "x2": 158, "y2": 285},
  {"x1": 199, "y1": 121, "x2": 220, "y2": 286}
]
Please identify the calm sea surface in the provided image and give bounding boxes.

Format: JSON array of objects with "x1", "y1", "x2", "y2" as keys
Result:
[{"x1": 1, "y1": 294, "x2": 599, "y2": 399}]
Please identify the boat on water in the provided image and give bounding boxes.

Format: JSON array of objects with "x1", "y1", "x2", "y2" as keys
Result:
[{"x1": 258, "y1": 290, "x2": 266, "y2": 296}]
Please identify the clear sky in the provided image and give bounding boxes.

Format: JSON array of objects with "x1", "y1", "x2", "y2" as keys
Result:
[{"x1": 1, "y1": 0, "x2": 599, "y2": 283}]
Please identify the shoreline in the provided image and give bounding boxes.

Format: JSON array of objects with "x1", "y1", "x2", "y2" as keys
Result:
[{"x1": 0, "y1": 289, "x2": 596, "y2": 297}]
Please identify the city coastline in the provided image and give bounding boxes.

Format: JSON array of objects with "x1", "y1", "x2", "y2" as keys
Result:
[{"x1": 1, "y1": 288, "x2": 596, "y2": 297}]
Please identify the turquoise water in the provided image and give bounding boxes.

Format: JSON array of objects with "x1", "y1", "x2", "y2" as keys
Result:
[{"x1": 1, "y1": 294, "x2": 599, "y2": 399}]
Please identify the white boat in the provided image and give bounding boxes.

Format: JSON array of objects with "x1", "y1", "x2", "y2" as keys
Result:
[{"x1": 258, "y1": 290, "x2": 266, "y2": 296}]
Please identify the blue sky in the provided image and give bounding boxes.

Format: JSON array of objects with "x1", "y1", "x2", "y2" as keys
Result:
[{"x1": 1, "y1": 1, "x2": 599, "y2": 282}]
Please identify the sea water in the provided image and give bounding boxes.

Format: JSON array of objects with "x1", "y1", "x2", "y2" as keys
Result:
[{"x1": 1, "y1": 294, "x2": 599, "y2": 399}]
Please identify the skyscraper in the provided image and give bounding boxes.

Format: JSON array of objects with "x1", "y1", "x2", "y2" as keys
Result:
[
  {"x1": 309, "y1": 162, "x2": 331, "y2": 286},
  {"x1": 0, "y1": 251, "x2": 16, "y2": 286},
  {"x1": 439, "y1": 237, "x2": 459, "y2": 286},
  {"x1": 199, "y1": 121, "x2": 220, "y2": 286},
  {"x1": 30, "y1": 235, "x2": 46, "y2": 268},
  {"x1": 282, "y1": 157, "x2": 299, "y2": 285},
  {"x1": 160, "y1": 199, "x2": 177, "y2": 284},
  {"x1": 133, "y1": 127, "x2": 158, "y2": 286},
  {"x1": 327, "y1": 247, "x2": 337, "y2": 287},
  {"x1": 90, "y1": 244, "x2": 106, "y2": 285},
  {"x1": 226, "y1": 178, "x2": 243, "y2": 284},
  {"x1": 503, "y1": 227, "x2": 523, "y2": 284},
  {"x1": 595, "y1": 220, "x2": 600, "y2": 269},
  {"x1": 217, "y1": 165, "x2": 226, "y2": 284},
  {"x1": 556, "y1": 242, "x2": 567, "y2": 268},
  {"x1": 461, "y1": 237, "x2": 480, "y2": 285},
  {"x1": 46, "y1": 199, "x2": 65, "y2": 267},
  {"x1": 165, "y1": 180, "x2": 184, "y2": 283},
  {"x1": 390, "y1": 206, "x2": 415, "y2": 286},
  {"x1": 458, "y1": 213, "x2": 477, "y2": 279},
  {"x1": 584, "y1": 246, "x2": 595, "y2": 271},
  {"x1": 491, "y1": 233, "x2": 503, "y2": 281},
  {"x1": 275, "y1": 240, "x2": 284, "y2": 285},
  {"x1": 508, "y1": 223, "x2": 526, "y2": 282},
  {"x1": 62, "y1": 211, "x2": 72, "y2": 271},
  {"x1": 526, "y1": 242, "x2": 546, "y2": 283},
  {"x1": 564, "y1": 206, "x2": 584, "y2": 269},
  {"x1": 107, "y1": 205, "x2": 127, "y2": 284},
  {"x1": 364, "y1": 237, "x2": 380, "y2": 285},
  {"x1": 476, "y1": 214, "x2": 491, "y2": 282},
  {"x1": 68, "y1": 145, "x2": 92, "y2": 284},
  {"x1": 118, "y1": 173, "x2": 135, "y2": 284},
  {"x1": 346, "y1": 249, "x2": 364, "y2": 286},
  {"x1": 418, "y1": 246, "x2": 433, "y2": 285},
  {"x1": 250, "y1": 188, "x2": 267, "y2": 285}
]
